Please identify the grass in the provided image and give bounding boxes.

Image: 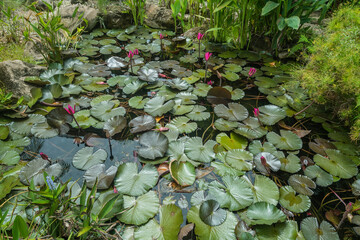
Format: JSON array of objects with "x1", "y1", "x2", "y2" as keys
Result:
[{"x1": 0, "y1": 42, "x2": 36, "y2": 63}]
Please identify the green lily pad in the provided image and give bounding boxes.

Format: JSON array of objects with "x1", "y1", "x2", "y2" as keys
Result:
[
  {"x1": 167, "y1": 140, "x2": 193, "y2": 164},
  {"x1": 273, "y1": 151, "x2": 301, "y2": 173},
  {"x1": 254, "y1": 77, "x2": 278, "y2": 88},
  {"x1": 223, "y1": 71, "x2": 239, "y2": 81},
  {"x1": 103, "y1": 116, "x2": 127, "y2": 137},
  {"x1": 352, "y1": 179, "x2": 360, "y2": 196},
  {"x1": 186, "y1": 105, "x2": 210, "y2": 121},
  {"x1": 84, "y1": 164, "x2": 117, "y2": 189},
  {"x1": 288, "y1": 174, "x2": 316, "y2": 196},
  {"x1": 79, "y1": 46, "x2": 99, "y2": 56},
  {"x1": 31, "y1": 122, "x2": 59, "y2": 139},
  {"x1": 214, "y1": 103, "x2": 248, "y2": 122},
  {"x1": 187, "y1": 205, "x2": 238, "y2": 240},
  {"x1": 129, "y1": 96, "x2": 149, "y2": 109},
  {"x1": 61, "y1": 84, "x2": 83, "y2": 97},
  {"x1": 91, "y1": 101, "x2": 126, "y2": 121},
  {"x1": 72, "y1": 147, "x2": 107, "y2": 170},
  {"x1": 211, "y1": 160, "x2": 244, "y2": 177},
  {"x1": 225, "y1": 64, "x2": 242, "y2": 72},
  {"x1": 115, "y1": 163, "x2": 158, "y2": 196},
  {"x1": 219, "y1": 51, "x2": 237, "y2": 58},
  {"x1": 209, "y1": 175, "x2": 253, "y2": 211},
  {"x1": 171, "y1": 116, "x2": 197, "y2": 134},
  {"x1": 162, "y1": 123, "x2": 179, "y2": 142},
  {"x1": 300, "y1": 217, "x2": 340, "y2": 240},
  {"x1": 118, "y1": 190, "x2": 159, "y2": 225},
  {"x1": 170, "y1": 160, "x2": 196, "y2": 187},
  {"x1": 91, "y1": 190, "x2": 123, "y2": 220},
  {"x1": 0, "y1": 150, "x2": 20, "y2": 165},
  {"x1": 254, "y1": 220, "x2": 299, "y2": 240},
  {"x1": 216, "y1": 132, "x2": 248, "y2": 150},
  {"x1": 134, "y1": 204, "x2": 183, "y2": 239},
  {"x1": 279, "y1": 186, "x2": 311, "y2": 213},
  {"x1": 304, "y1": 165, "x2": 333, "y2": 187},
  {"x1": 129, "y1": 115, "x2": 156, "y2": 134},
  {"x1": 144, "y1": 96, "x2": 175, "y2": 116},
  {"x1": 200, "y1": 199, "x2": 227, "y2": 226},
  {"x1": 244, "y1": 202, "x2": 286, "y2": 226},
  {"x1": 254, "y1": 152, "x2": 281, "y2": 174},
  {"x1": 258, "y1": 105, "x2": 286, "y2": 125},
  {"x1": 267, "y1": 95, "x2": 288, "y2": 107},
  {"x1": 180, "y1": 54, "x2": 198, "y2": 63},
  {"x1": 11, "y1": 114, "x2": 46, "y2": 135},
  {"x1": 0, "y1": 125, "x2": 9, "y2": 140},
  {"x1": 0, "y1": 175, "x2": 20, "y2": 200},
  {"x1": 313, "y1": 149, "x2": 358, "y2": 179},
  {"x1": 184, "y1": 137, "x2": 216, "y2": 163},
  {"x1": 266, "y1": 130, "x2": 303, "y2": 150},
  {"x1": 248, "y1": 140, "x2": 276, "y2": 155},
  {"x1": 138, "y1": 131, "x2": 168, "y2": 160},
  {"x1": 214, "y1": 118, "x2": 239, "y2": 131},
  {"x1": 138, "y1": 68, "x2": 158, "y2": 83},
  {"x1": 219, "y1": 149, "x2": 253, "y2": 171},
  {"x1": 193, "y1": 83, "x2": 212, "y2": 97},
  {"x1": 248, "y1": 174, "x2": 279, "y2": 205},
  {"x1": 222, "y1": 86, "x2": 245, "y2": 100},
  {"x1": 90, "y1": 95, "x2": 114, "y2": 106},
  {"x1": 100, "y1": 45, "x2": 122, "y2": 54},
  {"x1": 235, "y1": 117, "x2": 268, "y2": 139},
  {"x1": 71, "y1": 110, "x2": 99, "y2": 129},
  {"x1": 176, "y1": 92, "x2": 198, "y2": 105},
  {"x1": 172, "y1": 101, "x2": 194, "y2": 115},
  {"x1": 81, "y1": 78, "x2": 109, "y2": 92}
]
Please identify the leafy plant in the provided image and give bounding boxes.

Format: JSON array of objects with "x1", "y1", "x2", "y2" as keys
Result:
[
  {"x1": 124, "y1": 0, "x2": 146, "y2": 26},
  {"x1": 0, "y1": 88, "x2": 23, "y2": 110}
]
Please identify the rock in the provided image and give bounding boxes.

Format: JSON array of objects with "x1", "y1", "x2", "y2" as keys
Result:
[
  {"x1": 24, "y1": 41, "x2": 44, "y2": 62},
  {"x1": 183, "y1": 26, "x2": 208, "y2": 39},
  {"x1": 59, "y1": 4, "x2": 99, "y2": 33},
  {"x1": 144, "y1": 3, "x2": 174, "y2": 29},
  {"x1": 100, "y1": 5, "x2": 133, "y2": 29},
  {"x1": 0, "y1": 61, "x2": 46, "y2": 98}
]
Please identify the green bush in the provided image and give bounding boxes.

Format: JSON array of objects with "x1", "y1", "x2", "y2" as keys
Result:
[{"x1": 294, "y1": 6, "x2": 360, "y2": 140}]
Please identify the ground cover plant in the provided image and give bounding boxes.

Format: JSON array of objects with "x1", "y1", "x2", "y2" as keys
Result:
[{"x1": 1, "y1": 2, "x2": 360, "y2": 239}]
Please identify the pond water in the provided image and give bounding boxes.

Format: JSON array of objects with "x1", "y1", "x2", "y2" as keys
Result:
[{"x1": 1, "y1": 25, "x2": 359, "y2": 239}]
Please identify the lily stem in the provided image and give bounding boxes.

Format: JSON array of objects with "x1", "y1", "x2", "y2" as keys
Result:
[{"x1": 108, "y1": 136, "x2": 113, "y2": 159}]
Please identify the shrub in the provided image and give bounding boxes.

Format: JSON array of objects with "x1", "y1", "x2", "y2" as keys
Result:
[{"x1": 294, "y1": 6, "x2": 360, "y2": 140}]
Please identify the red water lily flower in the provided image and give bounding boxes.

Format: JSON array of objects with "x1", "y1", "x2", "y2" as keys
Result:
[
  {"x1": 64, "y1": 105, "x2": 75, "y2": 115},
  {"x1": 205, "y1": 52, "x2": 212, "y2": 61}
]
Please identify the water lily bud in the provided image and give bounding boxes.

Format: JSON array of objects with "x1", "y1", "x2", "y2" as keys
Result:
[
  {"x1": 253, "y1": 108, "x2": 260, "y2": 117},
  {"x1": 205, "y1": 52, "x2": 212, "y2": 61},
  {"x1": 128, "y1": 50, "x2": 134, "y2": 58},
  {"x1": 134, "y1": 49, "x2": 139, "y2": 55},
  {"x1": 159, "y1": 33, "x2": 164, "y2": 39},
  {"x1": 197, "y1": 32, "x2": 204, "y2": 40},
  {"x1": 248, "y1": 67, "x2": 257, "y2": 77}
]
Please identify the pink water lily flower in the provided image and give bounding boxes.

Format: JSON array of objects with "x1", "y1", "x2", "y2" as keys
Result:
[
  {"x1": 113, "y1": 186, "x2": 118, "y2": 194},
  {"x1": 96, "y1": 81, "x2": 107, "y2": 85},
  {"x1": 197, "y1": 32, "x2": 204, "y2": 40},
  {"x1": 159, "y1": 33, "x2": 164, "y2": 39},
  {"x1": 207, "y1": 80, "x2": 213, "y2": 86},
  {"x1": 133, "y1": 49, "x2": 139, "y2": 55},
  {"x1": 205, "y1": 52, "x2": 212, "y2": 61},
  {"x1": 253, "y1": 108, "x2": 260, "y2": 117},
  {"x1": 64, "y1": 105, "x2": 75, "y2": 115},
  {"x1": 128, "y1": 50, "x2": 134, "y2": 58},
  {"x1": 248, "y1": 67, "x2": 256, "y2": 77}
]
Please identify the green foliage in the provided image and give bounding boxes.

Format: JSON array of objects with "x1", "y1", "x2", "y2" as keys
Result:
[
  {"x1": 124, "y1": 0, "x2": 146, "y2": 26},
  {"x1": 0, "y1": 88, "x2": 23, "y2": 111},
  {"x1": 0, "y1": 43, "x2": 35, "y2": 63},
  {"x1": 294, "y1": 6, "x2": 360, "y2": 140},
  {"x1": 23, "y1": 0, "x2": 86, "y2": 64},
  {"x1": 0, "y1": 2, "x2": 24, "y2": 43}
]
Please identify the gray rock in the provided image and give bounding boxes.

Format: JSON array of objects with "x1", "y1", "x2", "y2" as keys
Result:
[
  {"x1": 144, "y1": 3, "x2": 174, "y2": 29},
  {"x1": 59, "y1": 4, "x2": 99, "y2": 33},
  {"x1": 183, "y1": 26, "x2": 208, "y2": 39},
  {"x1": 100, "y1": 5, "x2": 133, "y2": 29},
  {"x1": 0, "y1": 61, "x2": 46, "y2": 98}
]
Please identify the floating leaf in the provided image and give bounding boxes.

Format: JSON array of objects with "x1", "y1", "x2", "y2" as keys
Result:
[
  {"x1": 304, "y1": 165, "x2": 333, "y2": 187},
  {"x1": 219, "y1": 149, "x2": 254, "y2": 171},
  {"x1": 186, "y1": 105, "x2": 210, "y2": 121},
  {"x1": 100, "y1": 45, "x2": 121, "y2": 54},
  {"x1": 273, "y1": 151, "x2": 301, "y2": 173},
  {"x1": 165, "y1": 78, "x2": 190, "y2": 91},
  {"x1": 118, "y1": 190, "x2": 159, "y2": 225},
  {"x1": 91, "y1": 101, "x2": 126, "y2": 121},
  {"x1": 185, "y1": 137, "x2": 216, "y2": 163},
  {"x1": 279, "y1": 186, "x2": 311, "y2": 213},
  {"x1": 172, "y1": 101, "x2": 194, "y2": 115},
  {"x1": 223, "y1": 71, "x2": 239, "y2": 81},
  {"x1": 170, "y1": 160, "x2": 196, "y2": 187},
  {"x1": 288, "y1": 174, "x2": 316, "y2": 196},
  {"x1": 223, "y1": 86, "x2": 245, "y2": 100},
  {"x1": 216, "y1": 132, "x2": 248, "y2": 150},
  {"x1": 129, "y1": 96, "x2": 149, "y2": 109},
  {"x1": 235, "y1": 117, "x2": 268, "y2": 139},
  {"x1": 106, "y1": 57, "x2": 128, "y2": 70},
  {"x1": 248, "y1": 174, "x2": 279, "y2": 205},
  {"x1": 258, "y1": 105, "x2": 286, "y2": 125},
  {"x1": 214, "y1": 118, "x2": 239, "y2": 131},
  {"x1": 0, "y1": 150, "x2": 20, "y2": 165},
  {"x1": 31, "y1": 122, "x2": 59, "y2": 139},
  {"x1": 209, "y1": 175, "x2": 253, "y2": 211},
  {"x1": 171, "y1": 116, "x2": 197, "y2": 134},
  {"x1": 72, "y1": 147, "x2": 107, "y2": 170},
  {"x1": 103, "y1": 116, "x2": 127, "y2": 137},
  {"x1": 84, "y1": 164, "x2": 117, "y2": 189},
  {"x1": 248, "y1": 140, "x2": 276, "y2": 155},
  {"x1": 267, "y1": 130, "x2": 303, "y2": 150},
  {"x1": 71, "y1": 110, "x2": 99, "y2": 129},
  {"x1": 207, "y1": 87, "x2": 232, "y2": 105},
  {"x1": 123, "y1": 80, "x2": 146, "y2": 94},
  {"x1": 138, "y1": 68, "x2": 158, "y2": 82},
  {"x1": 19, "y1": 158, "x2": 62, "y2": 186},
  {"x1": 254, "y1": 220, "x2": 299, "y2": 240},
  {"x1": 134, "y1": 204, "x2": 183, "y2": 239},
  {"x1": 129, "y1": 115, "x2": 156, "y2": 134},
  {"x1": 199, "y1": 200, "x2": 227, "y2": 226},
  {"x1": 11, "y1": 114, "x2": 46, "y2": 135},
  {"x1": 309, "y1": 138, "x2": 336, "y2": 156},
  {"x1": 193, "y1": 83, "x2": 212, "y2": 97},
  {"x1": 144, "y1": 96, "x2": 175, "y2": 116},
  {"x1": 313, "y1": 149, "x2": 358, "y2": 179},
  {"x1": 211, "y1": 160, "x2": 244, "y2": 177},
  {"x1": 214, "y1": 103, "x2": 248, "y2": 121},
  {"x1": 244, "y1": 202, "x2": 286, "y2": 225},
  {"x1": 301, "y1": 217, "x2": 340, "y2": 240},
  {"x1": 138, "y1": 131, "x2": 168, "y2": 160},
  {"x1": 254, "y1": 152, "x2": 281, "y2": 174}
]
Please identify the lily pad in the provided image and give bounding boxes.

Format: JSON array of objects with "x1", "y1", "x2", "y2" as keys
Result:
[
  {"x1": 186, "y1": 105, "x2": 210, "y2": 121},
  {"x1": 200, "y1": 200, "x2": 227, "y2": 226},
  {"x1": 313, "y1": 149, "x2": 358, "y2": 179},
  {"x1": 254, "y1": 220, "x2": 299, "y2": 240},
  {"x1": 103, "y1": 116, "x2": 127, "y2": 137},
  {"x1": 258, "y1": 105, "x2": 286, "y2": 125},
  {"x1": 129, "y1": 115, "x2": 156, "y2": 134},
  {"x1": 84, "y1": 164, "x2": 117, "y2": 189},
  {"x1": 300, "y1": 217, "x2": 340, "y2": 240},
  {"x1": 144, "y1": 96, "x2": 175, "y2": 116},
  {"x1": 222, "y1": 86, "x2": 245, "y2": 100},
  {"x1": 244, "y1": 202, "x2": 286, "y2": 226},
  {"x1": 172, "y1": 101, "x2": 194, "y2": 115},
  {"x1": 31, "y1": 122, "x2": 59, "y2": 139},
  {"x1": 309, "y1": 138, "x2": 336, "y2": 156},
  {"x1": 72, "y1": 147, "x2": 107, "y2": 170},
  {"x1": 91, "y1": 101, "x2": 126, "y2": 121},
  {"x1": 214, "y1": 103, "x2": 248, "y2": 122},
  {"x1": 288, "y1": 174, "x2": 316, "y2": 196},
  {"x1": 193, "y1": 83, "x2": 212, "y2": 97},
  {"x1": 248, "y1": 140, "x2": 276, "y2": 155},
  {"x1": 129, "y1": 96, "x2": 149, "y2": 109},
  {"x1": 207, "y1": 87, "x2": 232, "y2": 105},
  {"x1": 247, "y1": 174, "x2": 279, "y2": 205},
  {"x1": 106, "y1": 57, "x2": 128, "y2": 70},
  {"x1": 214, "y1": 118, "x2": 239, "y2": 131},
  {"x1": 254, "y1": 152, "x2": 281, "y2": 174},
  {"x1": 209, "y1": 175, "x2": 253, "y2": 211},
  {"x1": 118, "y1": 190, "x2": 159, "y2": 225},
  {"x1": 171, "y1": 116, "x2": 197, "y2": 134},
  {"x1": 138, "y1": 131, "x2": 168, "y2": 160},
  {"x1": 279, "y1": 185, "x2": 311, "y2": 213},
  {"x1": 272, "y1": 151, "x2": 301, "y2": 173},
  {"x1": 71, "y1": 110, "x2": 99, "y2": 129},
  {"x1": 304, "y1": 165, "x2": 333, "y2": 187},
  {"x1": 100, "y1": 45, "x2": 121, "y2": 54},
  {"x1": 138, "y1": 68, "x2": 158, "y2": 82},
  {"x1": 219, "y1": 149, "x2": 254, "y2": 171},
  {"x1": 235, "y1": 117, "x2": 268, "y2": 139},
  {"x1": 11, "y1": 114, "x2": 46, "y2": 135},
  {"x1": 0, "y1": 150, "x2": 20, "y2": 165},
  {"x1": 115, "y1": 163, "x2": 158, "y2": 196},
  {"x1": 184, "y1": 137, "x2": 216, "y2": 163},
  {"x1": 266, "y1": 130, "x2": 303, "y2": 150},
  {"x1": 170, "y1": 160, "x2": 196, "y2": 187},
  {"x1": 216, "y1": 132, "x2": 248, "y2": 150}
]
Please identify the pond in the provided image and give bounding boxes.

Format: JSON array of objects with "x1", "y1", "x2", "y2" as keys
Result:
[{"x1": 1, "y1": 25, "x2": 360, "y2": 239}]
